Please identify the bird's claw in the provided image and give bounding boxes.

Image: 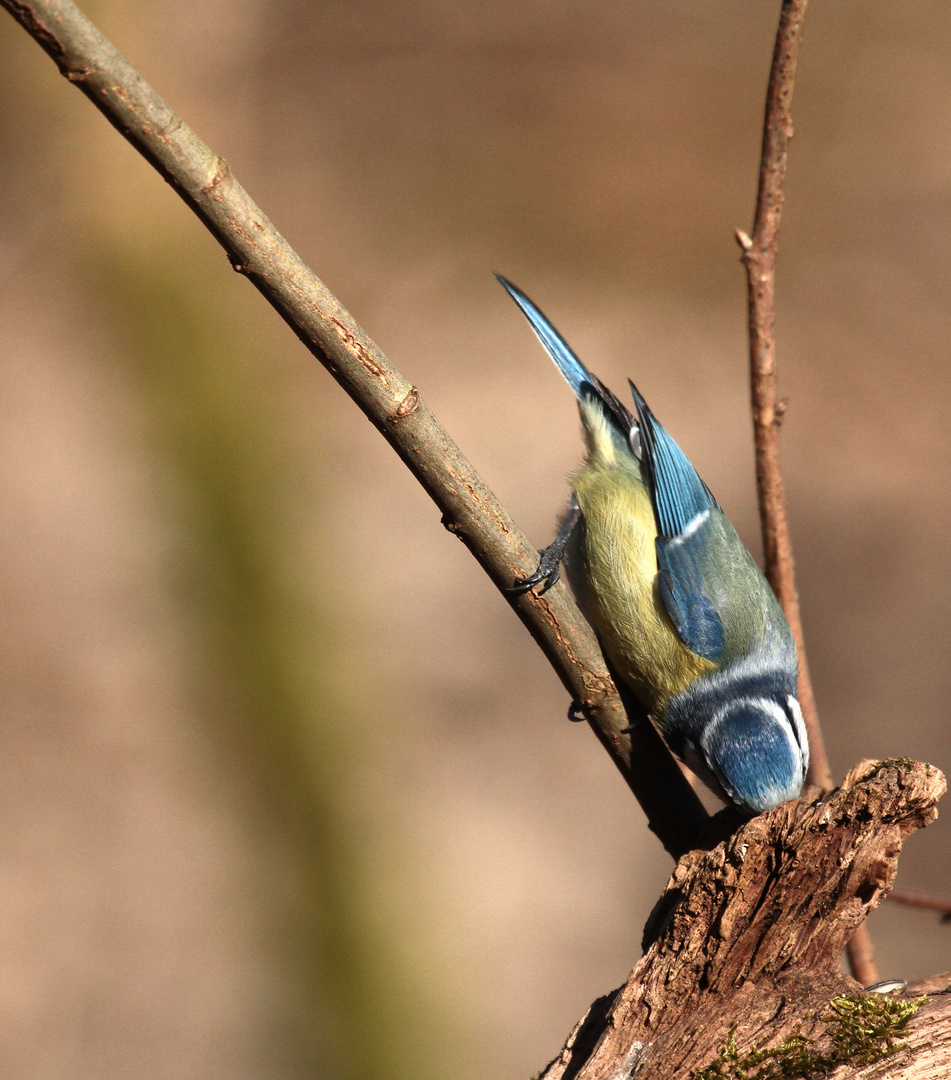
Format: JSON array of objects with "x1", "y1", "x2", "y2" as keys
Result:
[{"x1": 507, "y1": 549, "x2": 563, "y2": 594}]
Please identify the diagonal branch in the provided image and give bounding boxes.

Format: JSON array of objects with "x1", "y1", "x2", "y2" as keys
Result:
[{"x1": 0, "y1": 0, "x2": 709, "y2": 858}]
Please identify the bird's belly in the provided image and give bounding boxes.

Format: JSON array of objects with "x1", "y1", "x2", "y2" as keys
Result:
[{"x1": 570, "y1": 469, "x2": 715, "y2": 714}]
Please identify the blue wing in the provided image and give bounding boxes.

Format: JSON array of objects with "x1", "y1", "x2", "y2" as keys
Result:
[
  {"x1": 656, "y1": 530, "x2": 725, "y2": 660},
  {"x1": 628, "y1": 383, "x2": 725, "y2": 660},
  {"x1": 628, "y1": 382, "x2": 717, "y2": 538}
]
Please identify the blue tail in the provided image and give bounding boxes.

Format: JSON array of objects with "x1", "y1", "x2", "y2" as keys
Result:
[{"x1": 495, "y1": 275, "x2": 594, "y2": 399}]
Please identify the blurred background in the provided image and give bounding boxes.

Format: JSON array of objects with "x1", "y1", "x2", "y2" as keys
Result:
[{"x1": 0, "y1": 1, "x2": 949, "y2": 1077}]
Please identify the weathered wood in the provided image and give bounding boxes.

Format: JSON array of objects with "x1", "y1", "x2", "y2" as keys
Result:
[{"x1": 541, "y1": 760, "x2": 945, "y2": 1079}]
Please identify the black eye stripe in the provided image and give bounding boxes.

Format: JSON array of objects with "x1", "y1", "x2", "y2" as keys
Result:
[{"x1": 782, "y1": 698, "x2": 804, "y2": 750}]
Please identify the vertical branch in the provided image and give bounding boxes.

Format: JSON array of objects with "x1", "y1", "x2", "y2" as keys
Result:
[
  {"x1": 736, "y1": 0, "x2": 827, "y2": 789},
  {"x1": 737, "y1": 0, "x2": 878, "y2": 985}
]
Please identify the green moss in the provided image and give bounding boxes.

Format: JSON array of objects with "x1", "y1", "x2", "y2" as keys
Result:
[
  {"x1": 693, "y1": 992, "x2": 924, "y2": 1080},
  {"x1": 878, "y1": 758, "x2": 916, "y2": 770}
]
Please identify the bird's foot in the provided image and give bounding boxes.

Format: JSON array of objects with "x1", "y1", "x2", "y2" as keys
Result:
[{"x1": 507, "y1": 543, "x2": 564, "y2": 595}]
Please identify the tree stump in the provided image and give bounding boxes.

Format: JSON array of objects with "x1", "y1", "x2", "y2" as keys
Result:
[{"x1": 541, "y1": 760, "x2": 948, "y2": 1080}]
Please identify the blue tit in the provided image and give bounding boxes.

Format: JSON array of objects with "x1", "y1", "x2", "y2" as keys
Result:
[{"x1": 497, "y1": 275, "x2": 808, "y2": 814}]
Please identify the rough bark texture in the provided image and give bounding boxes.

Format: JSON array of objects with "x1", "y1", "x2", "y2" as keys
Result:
[{"x1": 541, "y1": 760, "x2": 946, "y2": 1080}]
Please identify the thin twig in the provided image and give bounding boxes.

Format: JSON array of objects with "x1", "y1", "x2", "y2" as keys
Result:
[
  {"x1": 738, "y1": 0, "x2": 827, "y2": 790},
  {"x1": 888, "y1": 889, "x2": 951, "y2": 922},
  {"x1": 0, "y1": 0, "x2": 709, "y2": 859},
  {"x1": 738, "y1": 0, "x2": 878, "y2": 985}
]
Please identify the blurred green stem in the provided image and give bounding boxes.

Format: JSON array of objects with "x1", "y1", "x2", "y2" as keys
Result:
[{"x1": 0, "y1": 0, "x2": 709, "y2": 857}]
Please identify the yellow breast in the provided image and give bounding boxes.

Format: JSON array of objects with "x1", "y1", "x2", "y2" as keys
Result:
[{"x1": 571, "y1": 462, "x2": 715, "y2": 714}]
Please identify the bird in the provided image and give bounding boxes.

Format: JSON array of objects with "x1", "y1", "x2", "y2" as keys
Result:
[{"x1": 497, "y1": 274, "x2": 808, "y2": 814}]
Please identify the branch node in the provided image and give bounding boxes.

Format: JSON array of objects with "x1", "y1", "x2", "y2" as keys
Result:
[
  {"x1": 440, "y1": 514, "x2": 463, "y2": 537},
  {"x1": 200, "y1": 156, "x2": 230, "y2": 195},
  {"x1": 391, "y1": 387, "x2": 420, "y2": 422},
  {"x1": 228, "y1": 254, "x2": 252, "y2": 276},
  {"x1": 158, "y1": 113, "x2": 183, "y2": 140}
]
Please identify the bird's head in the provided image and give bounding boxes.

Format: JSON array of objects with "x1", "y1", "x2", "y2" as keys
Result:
[
  {"x1": 665, "y1": 666, "x2": 808, "y2": 814},
  {"x1": 698, "y1": 695, "x2": 808, "y2": 812}
]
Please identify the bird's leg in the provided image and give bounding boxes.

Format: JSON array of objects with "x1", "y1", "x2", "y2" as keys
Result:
[{"x1": 508, "y1": 498, "x2": 581, "y2": 595}]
